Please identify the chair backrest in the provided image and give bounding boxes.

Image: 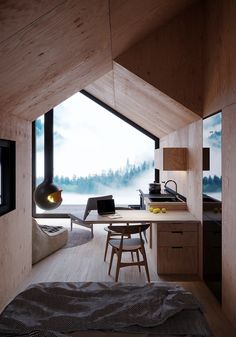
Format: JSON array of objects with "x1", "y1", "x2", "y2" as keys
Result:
[
  {"x1": 83, "y1": 195, "x2": 113, "y2": 220},
  {"x1": 107, "y1": 223, "x2": 150, "y2": 235}
]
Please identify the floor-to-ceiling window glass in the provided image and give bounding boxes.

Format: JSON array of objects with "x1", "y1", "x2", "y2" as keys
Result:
[
  {"x1": 203, "y1": 112, "x2": 222, "y2": 200},
  {"x1": 35, "y1": 115, "x2": 44, "y2": 187},
  {"x1": 35, "y1": 92, "x2": 155, "y2": 213},
  {"x1": 203, "y1": 111, "x2": 222, "y2": 303}
]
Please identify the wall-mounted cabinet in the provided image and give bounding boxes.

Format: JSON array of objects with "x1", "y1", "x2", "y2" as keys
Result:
[{"x1": 155, "y1": 147, "x2": 187, "y2": 171}]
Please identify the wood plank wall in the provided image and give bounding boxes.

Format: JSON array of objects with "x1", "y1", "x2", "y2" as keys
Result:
[
  {"x1": 222, "y1": 105, "x2": 236, "y2": 326},
  {"x1": 158, "y1": 120, "x2": 203, "y2": 277},
  {"x1": 203, "y1": 0, "x2": 236, "y2": 116},
  {"x1": 203, "y1": 0, "x2": 236, "y2": 329},
  {"x1": 0, "y1": 112, "x2": 32, "y2": 312}
]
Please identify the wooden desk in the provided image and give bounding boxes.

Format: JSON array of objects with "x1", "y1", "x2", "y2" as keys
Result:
[
  {"x1": 79, "y1": 209, "x2": 198, "y2": 224},
  {"x1": 70, "y1": 209, "x2": 200, "y2": 276}
]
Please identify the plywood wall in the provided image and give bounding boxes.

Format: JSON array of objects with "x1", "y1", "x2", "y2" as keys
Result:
[
  {"x1": 159, "y1": 120, "x2": 202, "y2": 220},
  {"x1": 222, "y1": 105, "x2": 236, "y2": 327},
  {"x1": 0, "y1": 112, "x2": 32, "y2": 312},
  {"x1": 203, "y1": 0, "x2": 236, "y2": 329},
  {"x1": 203, "y1": 0, "x2": 236, "y2": 117},
  {"x1": 159, "y1": 119, "x2": 203, "y2": 276},
  {"x1": 157, "y1": 0, "x2": 236, "y2": 329}
]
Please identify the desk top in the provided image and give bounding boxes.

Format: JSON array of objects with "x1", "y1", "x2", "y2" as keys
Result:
[{"x1": 70, "y1": 209, "x2": 198, "y2": 224}]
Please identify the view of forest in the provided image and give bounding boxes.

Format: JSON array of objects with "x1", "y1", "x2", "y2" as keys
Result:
[
  {"x1": 37, "y1": 160, "x2": 154, "y2": 194},
  {"x1": 203, "y1": 175, "x2": 222, "y2": 193}
]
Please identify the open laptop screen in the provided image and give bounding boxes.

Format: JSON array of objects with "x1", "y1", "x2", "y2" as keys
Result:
[{"x1": 97, "y1": 199, "x2": 115, "y2": 215}]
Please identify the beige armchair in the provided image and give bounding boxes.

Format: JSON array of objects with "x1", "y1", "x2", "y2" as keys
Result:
[{"x1": 32, "y1": 218, "x2": 68, "y2": 264}]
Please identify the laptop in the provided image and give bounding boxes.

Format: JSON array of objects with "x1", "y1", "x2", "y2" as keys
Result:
[{"x1": 97, "y1": 198, "x2": 115, "y2": 215}]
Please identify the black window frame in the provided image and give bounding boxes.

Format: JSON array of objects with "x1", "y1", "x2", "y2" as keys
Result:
[{"x1": 32, "y1": 91, "x2": 159, "y2": 218}]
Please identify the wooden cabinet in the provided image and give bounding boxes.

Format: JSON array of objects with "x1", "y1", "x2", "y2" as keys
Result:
[
  {"x1": 155, "y1": 147, "x2": 187, "y2": 171},
  {"x1": 152, "y1": 221, "x2": 199, "y2": 275}
]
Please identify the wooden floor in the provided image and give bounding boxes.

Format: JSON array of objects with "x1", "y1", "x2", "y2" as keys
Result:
[{"x1": 19, "y1": 219, "x2": 236, "y2": 337}]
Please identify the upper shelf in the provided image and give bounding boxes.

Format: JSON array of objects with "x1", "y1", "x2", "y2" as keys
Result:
[{"x1": 155, "y1": 147, "x2": 188, "y2": 171}]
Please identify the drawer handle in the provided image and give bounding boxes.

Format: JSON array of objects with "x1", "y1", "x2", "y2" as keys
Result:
[
  {"x1": 171, "y1": 231, "x2": 183, "y2": 234},
  {"x1": 171, "y1": 246, "x2": 183, "y2": 249}
]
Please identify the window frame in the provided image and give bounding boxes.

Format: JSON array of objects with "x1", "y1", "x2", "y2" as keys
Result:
[
  {"x1": 0, "y1": 138, "x2": 16, "y2": 216},
  {"x1": 32, "y1": 91, "x2": 159, "y2": 218}
]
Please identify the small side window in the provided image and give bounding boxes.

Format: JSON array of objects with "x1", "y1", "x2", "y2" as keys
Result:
[{"x1": 0, "y1": 139, "x2": 16, "y2": 216}]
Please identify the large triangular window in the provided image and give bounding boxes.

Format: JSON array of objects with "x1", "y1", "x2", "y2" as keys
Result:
[{"x1": 32, "y1": 91, "x2": 158, "y2": 217}]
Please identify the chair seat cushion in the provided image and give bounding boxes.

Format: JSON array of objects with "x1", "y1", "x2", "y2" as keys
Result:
[{"x1": 109, "y1": 238, "x2": 142, "y2": 250}]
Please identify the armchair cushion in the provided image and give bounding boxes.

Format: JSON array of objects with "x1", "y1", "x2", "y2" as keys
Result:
[{"x1": 32, "y1": 218, "x2": 68, "y2": 264}]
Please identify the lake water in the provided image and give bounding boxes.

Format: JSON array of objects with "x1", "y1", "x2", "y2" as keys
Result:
[
  {"x1": 204, "y1": 192, "x2": 222, "y2": 201},
  {"x1": 36, "y1": 169, "x2": 154, "y2": 213},
  {"x1": 36, "y1": 190, "x2": 141, "y2": 214}
]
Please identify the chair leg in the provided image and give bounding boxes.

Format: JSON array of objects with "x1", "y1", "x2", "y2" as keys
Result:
[
  {"x1": 108, "y1": 247, "x2": 115, "y2": 275},
  {"x1": 131, "y1": 251, "x2": 134, "y2": 262},
  {"x1": 104, "y1": 232, "x2": 111, "y2": 261},
  {"x1": 115, "y1": 249, "x2": 122, "y2": 282},
  {"x1": 141, "y1": 247, "x2": 150, "y2": 282},
  {"x1": 70, "y1": 219, "x2": 73, "y2": 231},
  {"x1": 136, "y1": 250, "x2": 141, "y2": 272},
  {"x1": 143, "y1": 230, "x2": 148, "y2": 243},
  {"x1": 91, "y1": 224, "x2": 94, "y2": 238}
]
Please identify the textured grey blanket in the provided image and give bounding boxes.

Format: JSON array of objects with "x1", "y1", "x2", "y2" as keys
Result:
[{"x1": 0, "y1": 282, "x2": 212, "y2": 337}]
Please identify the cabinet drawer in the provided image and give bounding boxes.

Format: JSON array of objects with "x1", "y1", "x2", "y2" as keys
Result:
[
  {"x1": 157, "y1": 222, "x2": 198, "y2": 232},
  {"x1": 157, "y1": 247, "x2": 198, "y2": 274},
  {"x1": 158, "y1": 231, "x2": 198, "y2": 247}
]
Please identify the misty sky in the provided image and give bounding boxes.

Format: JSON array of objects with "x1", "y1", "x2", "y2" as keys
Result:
[
  {"x1": 36, "y1": 92, "x2": 154, "y2": 178},
  {"x1": 36, "y1": 93, "x2": 222, "y2": 182}
]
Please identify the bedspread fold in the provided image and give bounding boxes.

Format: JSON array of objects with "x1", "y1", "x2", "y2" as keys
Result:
[{"x1": 0, "y1": 282, "x2": 211, "y2": 337}]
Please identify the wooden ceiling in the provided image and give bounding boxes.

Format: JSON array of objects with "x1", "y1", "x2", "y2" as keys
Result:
[
  {"x1": 110, "y1": 0, "x2": 196, "y2": 58},
  {"x1": 0, "y1": 0, "x2": 200, "y2": 138},
  {"x1": 85, "y1": 63, "x2": 199, "y2": 138}
]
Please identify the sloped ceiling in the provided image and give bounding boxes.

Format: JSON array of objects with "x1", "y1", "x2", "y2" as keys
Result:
[
  {"x1": 110, "y1": 0, "x2": 197, "y2": 58},
  {"x1": 0, "y1": 0, "x2": 112, "y2": 121},
  {"x1": 0, "y1": 0, "x2": 200, "y2": 138},
  {"x1": 86, "y1": 0, "x2": 202, "y2": 138},
  {"x1": 115, "y1": 0, "x2": 204, "y2": 116},
  {"x1": 85, "y1": 62, "x2": 199, "y2": 138}
]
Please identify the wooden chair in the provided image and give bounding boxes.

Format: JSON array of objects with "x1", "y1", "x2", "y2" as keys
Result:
[
  {"x1": 103, "y1": 206, "x2": 132, "y2": 261},
  {"x1": 108, "y1": 224, "x2": 150, "y2": 282}
]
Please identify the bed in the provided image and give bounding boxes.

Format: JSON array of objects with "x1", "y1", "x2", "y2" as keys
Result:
[{"x1": 0, "y1": 282, "x2": 212, "y2": 337}]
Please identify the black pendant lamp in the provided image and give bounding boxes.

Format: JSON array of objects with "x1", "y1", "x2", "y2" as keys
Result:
[{"x1": 34, "y1": 109, "x2": 62, "y2": 210}]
